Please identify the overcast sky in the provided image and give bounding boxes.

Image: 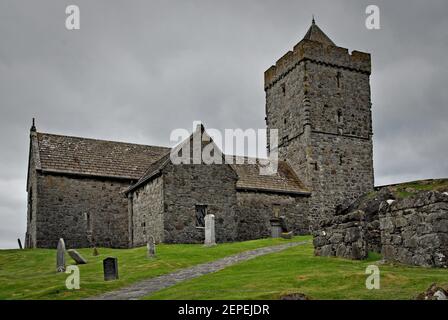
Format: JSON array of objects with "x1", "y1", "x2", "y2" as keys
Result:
[{"x1": 0, "y1": 0, "x2": 447, "y2": 248}]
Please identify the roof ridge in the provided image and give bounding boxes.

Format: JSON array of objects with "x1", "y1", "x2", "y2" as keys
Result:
[{"x1": 37, "y1": 131, "x2": 170, "y2": 150}]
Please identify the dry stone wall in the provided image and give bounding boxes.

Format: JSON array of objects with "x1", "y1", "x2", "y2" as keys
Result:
[
  {"x1": 313, "y1": 210, "x2": 367, "y2": 260},
  {"x1": 380, "y1": 191, "x2": 448, "y2": 268}
]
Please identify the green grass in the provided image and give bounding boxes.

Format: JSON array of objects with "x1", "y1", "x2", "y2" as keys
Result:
[
  {"x1": 387, "y1": 178, "x2": 448, "y2": 199},
  {"x1": 0, "y1": 236, "x2": 305, "y2": 300},
  {"x1": 146, "y1": 242, "x2": 448, "y2": 300}
]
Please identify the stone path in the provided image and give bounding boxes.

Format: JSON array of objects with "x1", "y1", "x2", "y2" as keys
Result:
[{"x1": 88, "y1": 241, "x2": 309, "y2": 300}]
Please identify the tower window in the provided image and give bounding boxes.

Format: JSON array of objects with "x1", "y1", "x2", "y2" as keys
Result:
[
  {"x1": 195, "y1": 205, "x2": 207, "y2": 228},
  {"x1": 339, "y1": 155, "x2": 344, "y2": 165},
  {"x1": 336, "y1": 72, "x2": 342, "y2": 88},
  {"x1": 337, "y1": 110, "x2": 343, "y2": 124},
  {"x1": 86, "y1": 212, "x2": 91, "y2": 232},
  {"x1": 281, "y1": 83, "x2": 286, "y2": 96},
  {"x1": 314, "y1": 162, "x2": 318, "y2": 171}
]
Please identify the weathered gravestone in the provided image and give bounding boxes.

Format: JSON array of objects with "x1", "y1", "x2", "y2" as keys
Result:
[
  {"x1": 204, "y1": 214, "x2": 216, "y2": 246},
  {"x1": 103, "y1": 257, "x2": 119, "y2": 281},
  {"x1": 147, "y1": 236, "x2": 156, "y2": 258},
  {"x1": 17, "y1": 238, "x2": 23, "y2": 250},
  {"x1": 67, "y1": 249, "x2": 88, "y2": 264},
  {"x1": 56, "y1": 238, "x2": 66, "y2": 273}
]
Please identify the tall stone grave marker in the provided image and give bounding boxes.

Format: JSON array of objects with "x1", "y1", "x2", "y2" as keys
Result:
[
  {"x1": 56, "y1": 238, "x2": 66, "y2": 272},
  {"x1": 147, "y1": 236, "x2": 156, "y2": 258},
  {"x1": 103, "y1": 257, "x2": 119, "y2": 281},
  {"x1": 204, "y1": 214, "x2": 216, "y2": 246}
]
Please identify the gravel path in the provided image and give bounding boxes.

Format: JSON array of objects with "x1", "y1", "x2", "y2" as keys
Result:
[{"x1": 88, "y1": 241, "x2": 308, "y2": 300}]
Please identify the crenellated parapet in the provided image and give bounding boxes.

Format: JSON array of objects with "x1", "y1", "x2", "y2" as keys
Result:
[{"x1": 264, "y1": 39, "x2": 371, "y2": 90}]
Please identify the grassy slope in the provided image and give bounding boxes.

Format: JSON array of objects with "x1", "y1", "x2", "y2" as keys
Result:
[
  {"x1": 380, "y1": 178, "x2": 448, "y2": 198},
  {"x1": 0, "y1": 237, "x2": 305, "y2": 300},
  {"x1": 147, "y1": 243, "x2": 448, "y2": 300}
]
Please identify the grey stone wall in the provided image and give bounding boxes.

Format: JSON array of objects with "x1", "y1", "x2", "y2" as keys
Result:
[
  {"x1": 380, "y1": 191, "x2": 448, "y2": 267},
  {"x1": 265, "y1": 39, "x2": 374, "y2": 232},
  {"x1": 25, "y1": 144, "x2": 38, "y2": 248},
  {"x1": 236, "y1": 191, "x2": 310, "y2": 241},
  {"x1": 25, "y1": 131, "x2": 41, "y2": 248},
  {"x1": 162, "y1": 162, "x2": 239, "y2": 243},
  {"x1": 313, "y1": 210, "x2": 367, "y2": 260},
  {"x1": 131, "y1": 176, "x2": 164, "y2": 246},
  {"x1": 34, "y1": 173, "x2": 132, "y2": 248}
]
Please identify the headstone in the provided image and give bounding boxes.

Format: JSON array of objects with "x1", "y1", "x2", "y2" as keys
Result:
[
  {"x1": 103, "y1": 257, "x2": 119, "y2": 281},
  {"x1": 270, "y1": 218, "x2": 282, "y2": 238},
  {"x1": 17, "y1": 238, "x2": 23, "y2": 250},
  {"x1": 147, "y1": 236, "x2": 156, "y2": 258},
  {"x1": 67, "y1": 249, "x2": 88, "y2": 264},
  {"x1": 92, "y1": 247, "x2": 99, "y2": 256},
  {"x1": 56, "y1": 238, "x2": 66, "y2": 273},
  {"x1": 204, "y1": 214, "x2": 216, "y2": 246}
]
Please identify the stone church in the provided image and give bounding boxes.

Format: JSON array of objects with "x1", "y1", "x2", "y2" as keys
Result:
[{"x1": 25, "y1": 20, "x2": 374, "y2": 248}]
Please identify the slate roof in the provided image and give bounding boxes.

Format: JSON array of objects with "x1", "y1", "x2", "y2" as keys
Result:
[
  {"x1": 229, "y1": 157, "x2": 310, "y2": 195},
  {"x1": 125, "y1": 153, "x2": 310, "y2": 196},
  {"x1": 34, "y1": 131, "x2": 309, "y2": 195},
  {"x1": 35, "y1": 132, "x2": 170, "y2": 180},
  {"x1": 302, "y1": 20, "x2": 336, "y2": 46}
]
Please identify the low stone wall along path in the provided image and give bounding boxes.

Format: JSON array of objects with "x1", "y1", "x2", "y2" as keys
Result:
[{"x1": 88, "y1": 241, "x2": 308, "y2": 300}]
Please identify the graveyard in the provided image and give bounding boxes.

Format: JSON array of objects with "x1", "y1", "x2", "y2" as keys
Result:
[{"x1": 1, "y1": 234, "x2": 447, "y2": 300}]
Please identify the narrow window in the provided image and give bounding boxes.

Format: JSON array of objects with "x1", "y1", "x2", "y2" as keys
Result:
[
  {"x1": 195, "y1": 205, "x2": 207, "y2": 228},
  {"x1": 339, "y1": 154, "x2": 344, "y2": 165},
  {"x1": 142, "y1": 220, "x2": 146, "y2": 235},
  {"x1": 337, "y1": 110, "x2": 343, "y2": 124},
  {"x1": 314, "y1": 162, "x2": 318, "y2": 171},
  {"x1": 281, "y1": 83, "x2": 286, "y2": 96},
  {"x1": 336, "y1": 71, "x2": 342, "y2": 88},
  {"x1": 86, "y1": 212, "x2": 91, "y2": 232}
]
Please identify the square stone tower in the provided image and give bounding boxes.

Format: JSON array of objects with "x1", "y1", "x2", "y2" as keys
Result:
[{"x1": 265, "y1": 19, "x2": 374, "y2": 230}]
